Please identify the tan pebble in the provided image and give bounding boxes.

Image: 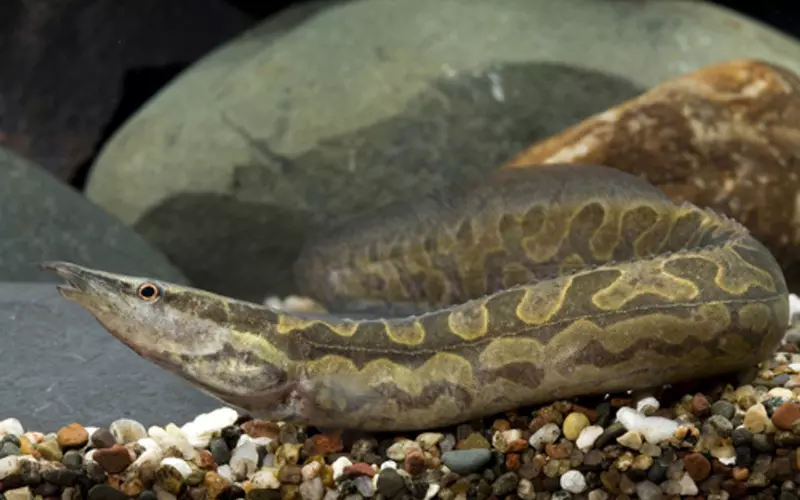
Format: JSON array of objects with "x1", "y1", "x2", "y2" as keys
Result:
[
  {"x1": 613, "y1": 451, "x2": 634, "y2": 471},
  {"x1": 37, "y1": 438, "x2": 63, "y2": 461},
  {"x1": 710, "y1": 443, "x2": 736, "y2": 460},
  {"x1": 631, "y1": 454, "x2": 653, "y2": 471},
  {"x1": 732, "y1": 467, "x2": 749, "y2": 481},
  {"x1": 562, "y1": 412, "x2": 590, "y2": 441},
  {"x1": 386, "y1": 439, "x2": 419, "y2": 460},
  {"x1": 743, "y1": 403, "x2": 769, "y2": 433},
  {"x1": 56, "y1": 423, "x2": 89, "y2": 449},
  {"x1": 768, "y1": 387, "x2": 795, "y2": 400},
  {"x1": 121, "y1": 478, "x2": 144, "y2": 497},
  {"x1": 735, "y1": 385, "x2": 758, "y2": 409},
  {"x1": 616, "y1": 431, "x2": 643, "y2": 451},
  {"x1": 415, "y1": 432, "x2": 444, "y2": 450},
  {"x1": 640, "y1": 443, "x2": 661, "y2": 457}
]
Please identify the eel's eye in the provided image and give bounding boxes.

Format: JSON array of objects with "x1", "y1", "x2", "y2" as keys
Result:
[{"x1": 137, "y1": 282, "x2": 163, "y2": 302}]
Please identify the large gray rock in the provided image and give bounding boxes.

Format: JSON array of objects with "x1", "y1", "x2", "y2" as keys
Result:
[
  {"x1": 83, "y1": 0, "x2": 800, "y2": 302},
  {"x1": 0, "y1": 146, "x2": 187, "y2": 284},
  {"x1": 0, "y1": 283, "x2": 220, "y2": 432}
]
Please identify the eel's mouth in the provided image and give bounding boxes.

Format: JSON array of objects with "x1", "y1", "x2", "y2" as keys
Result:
[{"x1": 39, "y1": 261, "x2": 92, "y2": 298}]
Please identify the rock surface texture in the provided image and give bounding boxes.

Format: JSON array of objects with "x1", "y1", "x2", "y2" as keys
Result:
[
  {"x1": 507, "y1": 59, "x2": 800, "y2": 288},
  {"x1": 83, "y1": 0, "x2": 800, "y2": 302},
  {"x1": 0, "y1": 284, "x2": 219, "y2": 431},
  {"x1": 0, "y1": 146, "x2": 187, "y2": 284}
]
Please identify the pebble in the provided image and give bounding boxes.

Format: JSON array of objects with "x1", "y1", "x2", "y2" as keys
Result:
[
  {"x1": 576, "y1": 425, "x2": 604, "y2": 450},
  {"x1": 560, "y1": 469, "x2": 587, "y2": 493},
  {"x1": 744, "y1": 403, "x2": 770, "y2": 433},
  {"x1": 772, "y1": 401, "x2": 800, "y2": 430},
  {"x1": 90, "y1": 428, "x2": 116, "y2": 449},
  {"x1": 441, "y1": 449, "x2": 492, "y2": 474},
  {"x1": 616, "y1": 407, "x2": 678, "y2": 443},
  {"x1": 4, "y1": 340, "x2": 800, "y2": 499},
  {"x1": 529, "y1": 423, "x2": 560, "y2": 450},
  {"x1": 229, "y1": 437, "x2": 258, "y2": 480},
  {"x1": 0, "y1": 418, "x2": 24, "y2": 437},
  {"x1": 616, "y1": 430, "x2": 643, "y2": 450},
  {"x1": 93, "y1": 443, "x2": 133, "y2": 473},
  {"x1": 109, "y1": 418, "x2": 147, "y2": 444},
  {"x1": 563, "y1": 412, "x2": 590, "y2": 440}
]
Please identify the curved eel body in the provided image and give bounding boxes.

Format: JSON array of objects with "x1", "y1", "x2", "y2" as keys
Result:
[{"x1": 42, "y1": 164, "x2": 790, "y2": 431}]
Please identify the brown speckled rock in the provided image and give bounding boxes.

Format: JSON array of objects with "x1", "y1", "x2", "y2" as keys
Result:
[{"x1": 506, "y1": 59, "x2": 800, "y2": 286}]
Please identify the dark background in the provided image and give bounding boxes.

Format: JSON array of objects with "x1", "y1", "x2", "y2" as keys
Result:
[{"x1": 0, "y1": 0, "x2": 797, "y2": 190}]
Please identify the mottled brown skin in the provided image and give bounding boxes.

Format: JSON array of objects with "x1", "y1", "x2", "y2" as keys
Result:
[
  {"x1": 42, "y1": 164, "x2": 789, "y2": 431},
  {"x1": 506, "y1": 59, "x2": 800, "y2": 289}
]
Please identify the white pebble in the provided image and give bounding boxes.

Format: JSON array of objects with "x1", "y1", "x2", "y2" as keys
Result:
[
  {"x1": 216, "y1": 464, "x2": 236, "y2": 483},
  {"x1": 679, "y1": 472, "x2": 699, "y2": 496},
  {"x1": 635, "y1": 397, "x2": 660, "y2": 414},
  {"x1": 148, "y1": 424, "x2": 196, "y2": 460},
  {"x1": 323, "y1": 489, "x2": 339, "y2": 500},
  {"x1": 616, "y1": 407, "x2": 678, "y2": 444},
  {"x1": 332, "y1": 455, "x2": 353, "y2": 480},
  {"x1": 110, "y1": 418, "x2": 147, "y2": 444},
  {"x1": 424, "y1": 483, "x2": 441, "y2": 500},
  {"x1": 181, "y1": 407, "x2": 239, "y2": 448},
  {"x1": 251, "y1": 468, "x2": 281, "y2": 489},
  {"x1": 576, "y1": 425, "x2": 604, "y2": 451},
  {"x1": 251, "y1": 436, "x2": 274, "y2": 447},
  {"x1": 529, "y1": 423, "x2": 561, "y2": 450},
  {"x1": 0, "y1": 419, "x2": 23, "y2": 438},
  {"x1": 160, "y1": 457, "x2": 192, "y2": 477},
  {"x1": 789, "y1": 363, "x2": 800, "y2": 373},
  {"x1": 789, "y1": 293, "x2": 800, "y2": 323},
  {"x1": 380, "y1": 460, "x2": 398, "y2": 470},
  {"x1": 560, "y1": 470, "x2": 587, "y2": 493},
  {"x1": 768, "y1": 387, "x2": 795, "y2": 399},
  {"x1": 230, "y1": 437, "x2": 259, "y2": 480}
]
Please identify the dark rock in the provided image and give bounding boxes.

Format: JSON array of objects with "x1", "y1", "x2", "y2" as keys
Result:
[
  {"x1": 0, "y1": 283, "x2": 220, "y2": 431},
  {"x1": 0, "y1": 146, "x2": 187, "y2": 285}
]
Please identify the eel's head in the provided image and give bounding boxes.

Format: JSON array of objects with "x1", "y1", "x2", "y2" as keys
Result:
[
  {"x1": 39, "y1": 261, "x2": 224, "y2": 361},
  {"x1": 39, "y1": 261, "x2": 297, "y2": 416}
]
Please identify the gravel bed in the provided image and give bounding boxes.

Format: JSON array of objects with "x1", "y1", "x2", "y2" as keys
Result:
[{"x1": 5, "y1": 307, "x2": 800, "y2": 499}]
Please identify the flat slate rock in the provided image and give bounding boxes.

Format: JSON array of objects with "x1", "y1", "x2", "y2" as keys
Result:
[
  {"x1": 0, "y1": 146, "x2": 188, "y2": 284},
  {"x1": 0, "y1": 283, "x2": 220, "y2": 432},
  {"x1": 84, "y1": 0, "x2": 800, "y2": 303}
]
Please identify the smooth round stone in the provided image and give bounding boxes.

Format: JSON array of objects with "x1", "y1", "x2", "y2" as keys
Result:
[
  {"x1": 441, "y1": 449, "x2": 492, "y2": 475},
  {"x1": 83, "y1": 0, "x2": 800, "y2": 302}
]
